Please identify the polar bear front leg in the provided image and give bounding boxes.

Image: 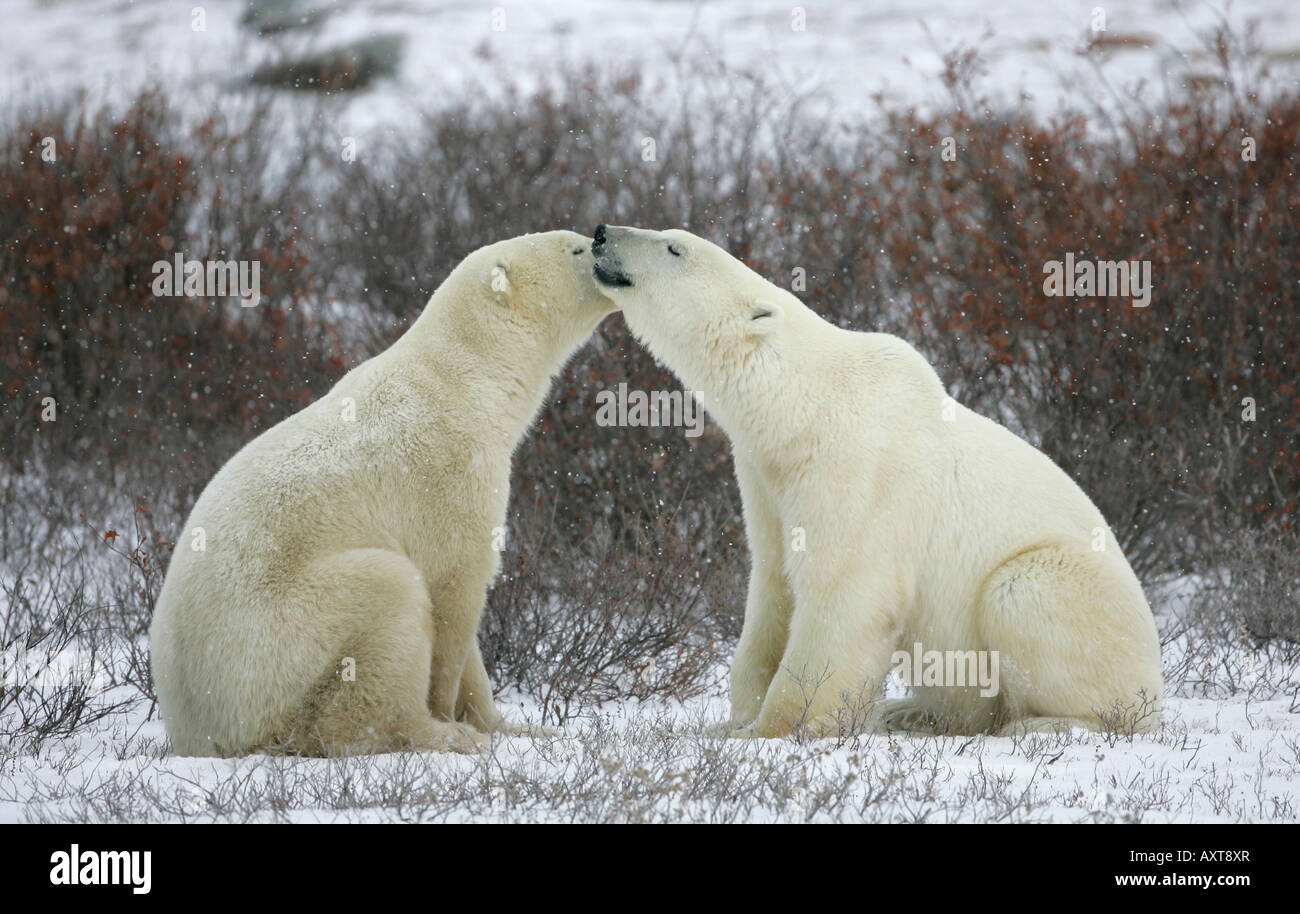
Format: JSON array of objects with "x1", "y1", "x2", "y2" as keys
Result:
[
  {"x1": 725, "y1": 458, "x2": 796, "y2": 729},
  {"x1": 729, "y1": 569, "x2": 795, "y2": 726},
  {"x1": 455, "y1": 640, "x2": 502, "y2": 731},
  {"x1": 426, "y1": 574, "x2": 490, "y2": 722},
  {"x1": 749, "y1": 567, "x2": 902, "y2": 740},
  {"x1": 453, "y1": 641, "x2": 555, "y2": 737}
]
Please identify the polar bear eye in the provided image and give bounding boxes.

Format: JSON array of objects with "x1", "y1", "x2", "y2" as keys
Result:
[{"x1": 667, "y1": 242, "x2": 684, "y2": 257}]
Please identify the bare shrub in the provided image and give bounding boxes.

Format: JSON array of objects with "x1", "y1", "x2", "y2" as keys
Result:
[
  {"x1": 481, "y1": 497, "x2": 740, "y2": 724},
  {"x1": 0, "y1": 574, "x2": 133, "y2": 751},
  {"x1": 1094, "y1": 689, "x2": 1164, "y2": 747},
  {"x1": 1162, "y1": 523, "x2": 1300, "y2": 703},
  {"x1": 0, "y1": 88, "x2": 346, "y2": 499}
]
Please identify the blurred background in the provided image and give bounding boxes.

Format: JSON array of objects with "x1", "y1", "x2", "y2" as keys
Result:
[{"x1": 2, "y1": 0, "x2": 1297, "y2": 740}]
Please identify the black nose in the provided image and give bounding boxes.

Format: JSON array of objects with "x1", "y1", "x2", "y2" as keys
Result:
[{"x1": 592, "y1": 224, "x2": 607, "y2": 252}]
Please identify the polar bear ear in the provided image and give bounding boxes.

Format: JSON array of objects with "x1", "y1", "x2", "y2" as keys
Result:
[
  {"x1": 747, "y1": 299, "x2": 784, "y2": 334},
  {"x1": 488, "y1": 263, "x2": 512, "y2": 299}
]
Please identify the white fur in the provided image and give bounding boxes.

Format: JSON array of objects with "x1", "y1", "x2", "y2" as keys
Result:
[
  {"x1": 593, "y1": 226, "x2": 1163, "y2": 738},
  {"x1": 150, "y1": 231, "x2": 613, "y2": 756}
]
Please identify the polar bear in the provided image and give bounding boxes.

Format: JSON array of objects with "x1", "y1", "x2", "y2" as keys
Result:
[
  {"x1": 150, "y1": 231, "x2": 614, "y2": 757},
  {"x1": 591, "y1": 224, "x2": 1163, "y2": 738}
]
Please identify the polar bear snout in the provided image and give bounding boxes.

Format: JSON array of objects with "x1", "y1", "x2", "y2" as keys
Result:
[
  {"x1": 593, "y1": 261, "x2": 633, "y2": 288},
  {"x1": 591, "y1": 223, "x2": 634, "y2": 288}
]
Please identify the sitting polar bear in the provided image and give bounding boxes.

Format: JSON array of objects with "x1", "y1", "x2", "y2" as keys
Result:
[
  {"x1": 591, "y1": 224, "x2": 1163, "y2": 738},
  {"x1": 150, "y1": 231, "x2": 614, "y2": 756}
]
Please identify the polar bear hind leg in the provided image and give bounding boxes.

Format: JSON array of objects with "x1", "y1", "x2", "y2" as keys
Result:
[
  {"x1": 977, "y1": 545, "x2": 1163, "y2": 737},
  {"x1": 275, "y1": 548, "x2": 487, "y2": 756}
]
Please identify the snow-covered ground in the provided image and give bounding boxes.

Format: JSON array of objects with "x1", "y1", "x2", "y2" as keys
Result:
[
  {"x1": 3, "y1": 678, "x2": 1297, "y2": 823},
  {"x1": 5, "y1": 0, "x2": 1300, "y2": 137},
  {"x1": 3, "y1": 565, "x2": 1298, "y2": 823}
]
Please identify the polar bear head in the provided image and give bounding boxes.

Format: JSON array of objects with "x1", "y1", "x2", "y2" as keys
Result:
[
  {"x1": 588, "y1": 224, "x2": 792, "y2": 393},
  {"x1": 427, "y1": 230, "x2": 616, "y2": 365}
]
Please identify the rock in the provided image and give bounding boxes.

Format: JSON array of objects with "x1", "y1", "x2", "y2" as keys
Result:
[
  {"x1": 248, "y1": 33, "x2": 406, "y2": 92},
  {"x1": 240, "y1": 0, "x2": 336, "y2": 36}
]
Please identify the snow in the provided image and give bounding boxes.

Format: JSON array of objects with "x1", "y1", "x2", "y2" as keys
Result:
[
  {"x1": 5, "y1": 0, "x2": 1300, "y2": 140},
  {"x1": 3, "y1": 669, "x2": 1297, "y2": 822}
]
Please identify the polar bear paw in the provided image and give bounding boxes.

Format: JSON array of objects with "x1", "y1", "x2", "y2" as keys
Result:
[
  {"x1": 424, "y1": 721, "x2": 492, "y2": 754},
  {"x1": 702, "y1": 719, "x2": 766, "y2": 739},
  {"x1": 492, "y1": 719, "x2": 559, "y2": 739},
  {"x1": 702, "y1": 718, "x2": 756, "y2": 738}
]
